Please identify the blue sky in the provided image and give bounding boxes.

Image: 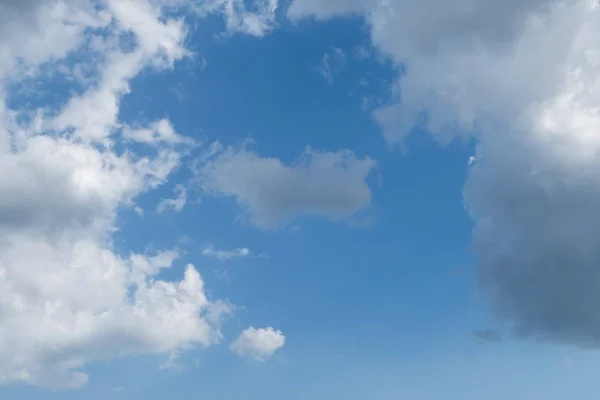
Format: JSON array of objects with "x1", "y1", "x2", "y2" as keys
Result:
[{"x1": 3, "y1": 0, "x2": 600, "y2": 399}]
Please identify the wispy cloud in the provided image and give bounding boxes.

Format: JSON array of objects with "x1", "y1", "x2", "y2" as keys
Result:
[
  {"x1": 157, "y1": 184, "x2": 188, "y2": 214},
  {"x1": 315, "y1": 47, "x2": 346, "y2": 85},
  {"x1": 202, "y1": 245, "x2": 252, "y2": 261}
]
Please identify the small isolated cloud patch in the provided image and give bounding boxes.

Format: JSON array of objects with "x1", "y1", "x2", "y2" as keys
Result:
[
  {"x1": 196, "y1": 141, "x2": 376, "y2": 229},
  {"x1": 230, "y1": 327, "x2": 285, "y2": 361},
  {"x1": 202, "y1": 245, "x2": 251, "y2": 261}
]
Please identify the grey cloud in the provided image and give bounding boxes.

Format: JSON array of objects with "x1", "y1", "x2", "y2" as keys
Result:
[
  {"x1": 0, "y1": 0, "x2": 45, "y2": 37},
  {"x1": 290, "y1": 0, "x2": 578, "y2": 145},
  {"x1": 0, "y1": 139, "x2": 109, "y2": 237},
  {"x1": 0, "y1": 0, "x2": 74, "y2": 35},
  {"x1": 289, "y1": 0, "x2": 563, "y2": 51},
  {"x1": 196, "y1": 142, "x2": 376, "y2": 229},
  {"x1": 289, "y1": 0, "x2": 600, "y2": 348},
  {"x1": 0, "y1": 0, "x2": 44, "y2": 13},
  {"x1": 466, "y1": 131, "x2": 600, "y2": 346}
]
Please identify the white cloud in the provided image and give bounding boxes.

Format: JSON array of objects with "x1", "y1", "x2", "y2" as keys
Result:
[
  {"x1": 157, "y1": 184, "x2": 188, "y2": 213},
  {"x1": 0, "y1": 0, "x2": 108, "y2": 80},
  {"x1": 289, "y1": 0, "x2": 579, "y2": 144},
  {"x1": 0, "y1": 235, "x2": 230, "y2": 388},
  {"x1": 289, "y1": 0, "x2": 600, "y2": 346},
  {"x1": 159, "y1": 351, "x2": 182, "y2": 370},
  {"x1": 0, "y1": 0, "x2": 271, "y2": 389},
  {"x1": 51, "y1": 6, "x2": 189, "y2": 143},
  {"x1": 196, "y1": 0, "x2": 279, "y2": 37},
  {"x1": 202, "y1": 245, "x2": 251, "y2": 260},
  {"x1": 124, "y1": 119, "x2": 196, "y2": 146},
  {"x1": 230, "y1": 327, "x2": 285, "y2": 361},
  {"x1": 0, "y1": 0, "x2": 290, "y2": 387},
  {"x1": 196, "y1": 141, "x2": 376, "y2": 229}
]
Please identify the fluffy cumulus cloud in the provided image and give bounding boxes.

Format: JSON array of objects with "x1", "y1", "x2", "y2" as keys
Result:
[
  {"x1": 230, "y1": 327, "x2": 286, "y2": 361},
  {"x1": 0, "y1": 0, "x2": 285, "y2": 389},
  {"x1": 196, "y1": 142, "x2": 376, "y2": 229},
  {"x1": 289, "y1": 0, "x2": 600, "y2": 346}
]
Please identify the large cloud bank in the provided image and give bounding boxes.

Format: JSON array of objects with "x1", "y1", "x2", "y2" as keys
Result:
[
  {"x1": 0, "y1": 0, "x2": 281, "y2": 388},
  {"x1": 290, "y1": 0, "x2": 600, "y2": 346}
]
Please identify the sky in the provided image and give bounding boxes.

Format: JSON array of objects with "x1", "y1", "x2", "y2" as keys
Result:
[{"x1": 2, "y1": 0, "x2": 600, "y2": 399}]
